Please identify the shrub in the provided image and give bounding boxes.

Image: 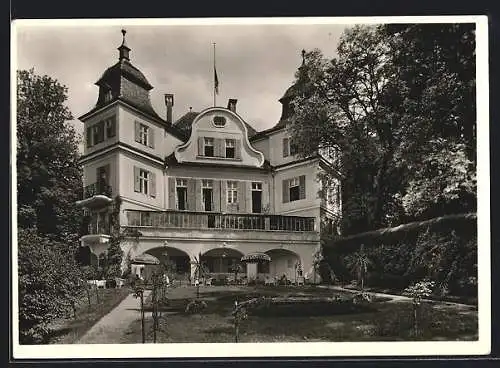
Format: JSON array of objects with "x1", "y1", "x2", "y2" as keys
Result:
[{"x1": 185, "y1": 299, "x2": 208, "y2": 314}]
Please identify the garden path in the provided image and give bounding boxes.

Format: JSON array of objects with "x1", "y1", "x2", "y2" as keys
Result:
[{"x1": 77, "y1": 290, "x2": 151, "y2": 344}]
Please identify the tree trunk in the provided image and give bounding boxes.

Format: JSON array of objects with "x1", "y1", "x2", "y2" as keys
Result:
[
  {"x1": 413, "y1": 305, "x2": 418, "y2": 337},
  {"x1": 235, "y1": 322, "x2": 239, "y2": 343},
  {"x1": 140, "y1": 293, "x2": 145, "y2": 343}
]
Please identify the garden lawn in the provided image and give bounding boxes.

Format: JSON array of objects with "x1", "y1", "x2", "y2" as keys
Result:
[
  {"x1": 119, "y1": 286, "x2": 477, "y2": 343},
  {"x1": 46, "y1": 287, "x2": 131, "y2": 344}
]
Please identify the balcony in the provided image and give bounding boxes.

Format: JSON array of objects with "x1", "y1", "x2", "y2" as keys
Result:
[
  {"x1": 80, "y1": 215, "x2": 111, "y2": 249},
  {"x1": 126, "y1": 210, "x2": 316, "y2": 232},
  {"x1": 76, "y1": 181, "x2": 113, "y2": 209}
]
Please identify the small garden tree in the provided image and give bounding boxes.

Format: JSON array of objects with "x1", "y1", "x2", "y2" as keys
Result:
[
  {"x1": 191, "y1": 253, "x2": 209, "y2": 299},
  {"x1": 346, "y1": 244, "x2": 372, "y2": 291},
  {"x1": 403, "y1": 280, "x2": 435, "y2": 337}
]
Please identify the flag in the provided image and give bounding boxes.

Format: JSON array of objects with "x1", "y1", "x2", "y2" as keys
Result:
[{"x1": 214, "y1": 67, "x2": 219, "y2": 95}]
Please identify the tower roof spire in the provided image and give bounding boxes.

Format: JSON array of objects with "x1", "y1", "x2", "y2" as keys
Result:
[{"x1": 118, "y1": 29, "x2": 131, "y2": 61}]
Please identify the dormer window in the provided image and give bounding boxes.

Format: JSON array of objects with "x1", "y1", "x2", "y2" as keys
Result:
[
  {"x1": 204, "y1": 137, "x2": 214, "y2": 157},
  {"x1": 104, "y1": 89, "x2": 112, "y2": 102},
  {"x1": 283, "y1": 137, "x2": 298, "y2": 157},
  {"x1": 225, "y1": 139, "x2": 235, "y2": 158},
  {"x1": 213, "y1": 116, "x2": 226, "y2": 127}
]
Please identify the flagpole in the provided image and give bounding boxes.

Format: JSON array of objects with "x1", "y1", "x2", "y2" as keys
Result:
[{"x1": 213, "y1": 42, "x2": 216, "y2": 107}]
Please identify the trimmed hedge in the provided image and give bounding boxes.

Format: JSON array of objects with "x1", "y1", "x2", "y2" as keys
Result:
[{"x1": 324, "y1": 213, "x2": 477, "y2": 298}]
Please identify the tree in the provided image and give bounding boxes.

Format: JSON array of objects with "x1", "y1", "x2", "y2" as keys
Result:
[
  {"x1": 17, "y1": 69, "x2": 83, "y2": 241},
  {"x1": 346, "y1": 244, "x2": 372, "y2": 290},
  {"x1": 289, "y1": 24, "x2": 476, "y2": 233},
  {"x1": 17, "y1": 69, "x2": 84, "y2": 343}
]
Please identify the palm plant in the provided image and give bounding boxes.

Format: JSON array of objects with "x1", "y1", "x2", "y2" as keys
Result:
[
  {"x1": 348, "y1": 244, "x2": 372, "y2": 291},
  {"x1": 191, "y1": 252, "x2": 209, "y2": 299}
]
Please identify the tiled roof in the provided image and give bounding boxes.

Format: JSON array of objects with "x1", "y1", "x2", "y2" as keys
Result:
[
  {"x1": 173, "y1": 111, "x2": 258, "y2": 138},
  {"x1": 96, "y1": 59, "x2": 153, "y2": 90}
]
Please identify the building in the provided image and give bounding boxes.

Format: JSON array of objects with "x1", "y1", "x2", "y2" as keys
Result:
[{"x1": 76, "y1": 30, "x2": 341, "y2": 284}]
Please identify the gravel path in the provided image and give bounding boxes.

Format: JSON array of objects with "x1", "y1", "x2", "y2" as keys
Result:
[{"x1": 77, "y1": 290, "x2": 151, "y2": 344}]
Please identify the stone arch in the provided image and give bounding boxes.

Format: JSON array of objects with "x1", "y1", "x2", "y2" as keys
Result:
[
  {"x1": 265, "y1": 248, "x2": 302, "y2": 282},
  {"x1": 201, "y1": 247, "x2": 246, "y2": 276},
  {"x1": 143, "y1": 246, "x2": 191, "y2": 279}
]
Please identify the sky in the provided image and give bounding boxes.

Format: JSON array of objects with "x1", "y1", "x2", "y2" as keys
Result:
[{"x1": 15, "y1": 21, "x2": 348, "y2": 146}]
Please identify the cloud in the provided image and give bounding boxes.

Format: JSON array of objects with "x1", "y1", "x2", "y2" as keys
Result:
[{"x1": 15, "y1": 21, "x2": 347, "y2": 145}]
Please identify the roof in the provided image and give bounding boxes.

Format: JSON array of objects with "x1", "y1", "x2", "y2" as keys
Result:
[
  {"x1": 173, "y1": 110, "x2": 258, "y2": 138},
  {"x1": 164, "y1": 152, "x2": 272, "y2": 171},
  {"x1": 131, "y1": 253, "x2": 160, "y2": 265},
  {"x1": 96, "y1": 59, "x2": 153, "y2": 90},
  {"x1": 78, "y1": 98, "x2": 188, "y2": 142}
]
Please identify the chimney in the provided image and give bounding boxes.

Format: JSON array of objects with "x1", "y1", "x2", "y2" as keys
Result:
[
  {"x1": 164, "y1": 94, "x2": 174, "y2": 125},
  {"x1": 227, "y1": 98, "x2": 237, "y2": 113}
]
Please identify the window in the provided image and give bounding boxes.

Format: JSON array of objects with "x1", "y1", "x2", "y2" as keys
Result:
[
  {"x1": 105, "y1": 117, "x2": 116, "y2": 138},
  {"x1": 289, "y1": 177, "x2": 300, "y2": 202},
  {"x1": 135, "y1": 121, "x2": 154, "y2": 148},
  {"x1": 283, "y1": 137, "x2": 297, "y2": 157},
  {"x1": 139, "y1": 169, "x2": 149, "y2": 195},
  {"x1": 227, "y1": 181, "x2": 238, "y2": 204},
  {"x1": 213, "y1": 116, "x2": 226, "y2": 127},
  {"x1": 289, "y1": 140, "x2": 298, "y2": 156},
  {"x1": 283, "y1": 175, "x2": 306, "y2": 203},
  {"x1": 92, "y1": 125, "x2": 100, "y2": 145},
  {"x1": 176, "y1": 178, "x2": 187, "y2": 210},
  {"x1": 225, "y1": 139, "x2": 235, "y2": 158},
  {"x1": 202, "y1": 179, "x2": 213, "y2": 188},
  {"x1": 252, "y1": 182, "x2": 262, "y2": 191},
  {"x1": 287, "y1": 259, "x2": 294, "y2": 268},
  {"x1": 204, "y1": 137, "x2": 214, "y2": 157},
  {"x1": 139, "y1": 124, "x2": 149, "y2": 146},
  {"x1": 134, "y1": 167, "x2": 156, "y2": 197}
]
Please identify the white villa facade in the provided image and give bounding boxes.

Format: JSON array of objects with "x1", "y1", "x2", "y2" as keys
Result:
[{"x1": 76, "y1": 31, "x2": 342, "y2": 284}]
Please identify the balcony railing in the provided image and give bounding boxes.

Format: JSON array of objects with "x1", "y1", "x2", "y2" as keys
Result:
[
  {"x1": 80, "y1": 181, "x2": 112, "y2": 200},
  {"x1": 82, "y1": 216, "x2": 111, "y2": 236},
  {"x1": 126, "y1": 210, "x2": 316, "y2": 232}
]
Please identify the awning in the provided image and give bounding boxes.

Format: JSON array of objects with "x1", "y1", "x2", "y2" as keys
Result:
[
  {"x1": 241, "y1": 252, "x2": 271, "y2": 263},
  {"x1": 131, "y1": 253, "x2": 160, "y2": 265}
]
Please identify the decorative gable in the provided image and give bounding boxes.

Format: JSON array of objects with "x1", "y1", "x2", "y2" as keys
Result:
[{"x1": 174, "y1": 108, "x2": 264, "y2": 167}]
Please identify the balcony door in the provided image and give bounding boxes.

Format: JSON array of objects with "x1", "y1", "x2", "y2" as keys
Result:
[
  {"x1": 251, "y1": 182, "x2": 262, "y2": 214},
  {"x1": 202, "y1": 179, "x2": 215, "y2": 228}
]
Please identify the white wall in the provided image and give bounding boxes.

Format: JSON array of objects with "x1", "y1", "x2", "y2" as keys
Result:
[
  {"x1": 118, "y1": 105, "x2": 183, "y2": 159},
  {"x1": 175, "y1": 108, "x2": 264, "y2": 167},
  {"x1": 82, "y1": 105, "x2": 119, "y2": 156},
  {"x1": 117, "y1": 150, "x2": 165, "y2": 210},
  {"x1": 83, "y1": 152, "x2": 119, "y2": 194}
]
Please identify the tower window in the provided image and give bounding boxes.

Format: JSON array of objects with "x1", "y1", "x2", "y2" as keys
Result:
[
  {"x1": 105, "y1": 116, "x2": 116, "y2": 138},
  {"x1": 204, "y1": 137, "x2": 214, "y2": 157},
  {"x1": 139, "y1": 124, "x2": 149, "y2": 146},
  {"x1": 139, "y1": 169, "x2": 149, "y2": 195}
]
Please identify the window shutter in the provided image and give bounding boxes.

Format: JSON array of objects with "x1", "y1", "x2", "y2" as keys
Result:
[
  {"x1": 282, "y1": 179, "x2": 289, "y2": 203},
  {"x1": 213, "y1": 180, "x2": 221, "y2": 212},
  {"x1": 187, "y1": 179, "x2": 196, "y2": 211},
  {"x1": 283, "y1": 137, "x2": 289, "y2": 157},
  {"x1": 168, "y1": 177, "x2": 176, "y2": 209},
  {"x1": 195, "y1": 180, "x2": 203, "y2": 211},
  {"x1": 150, "y1": 171, "x2": 156, "y2": 197},
  {"x1": 86, "y1": 127, "x2": 92, "y2": 147},
  {"x1": 134, "y1": 121, "x2": 140, "y2": 143},
  {"x1": 235, "y1": 139, "x2": 242, "y2": 159},
  {"x1": 215, "y1": 138, "x2": 223, "y2": 157},
  {"x1": 299, "y1": 175, "x2": 306, "y2": 199},
  {"x1": 97, "y1": 121, "x2": 105, "y2": 143},
  {"x1": 108, "y1": 116, "x2": 116, "y2": 138},
  {"x1": 148, "y1": 128, "x2": 155, "y2": 148},
  {"x1": 134, "y1": 166, "x2": 140, "y2": 192},
  {"x1": 221, "y1": 180, "x2": 227, "y2": 213},
  {"x1": 238, "y1": 181, "x2": 246, "y2": 213},
  {"x1": 198, "y1": 137, "x2": 204, "y2": 156}
]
